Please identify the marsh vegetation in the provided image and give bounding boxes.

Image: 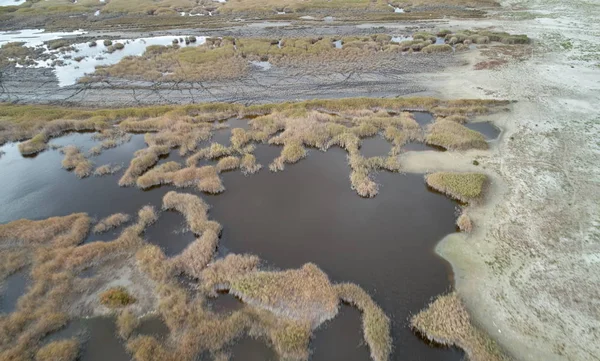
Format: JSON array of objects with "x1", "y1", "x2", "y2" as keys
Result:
[{"x1": 0, "y1": 97, "x2": 504, "y2": 361}]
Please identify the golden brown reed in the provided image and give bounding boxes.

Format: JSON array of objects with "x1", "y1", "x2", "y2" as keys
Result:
[
  {"x1": 425, "y1": 119, "x2": 488, "y2": 150},
  {"x1": 162, "y1": 191, "x2": 222, "y2": 236},
  {"x1": 117, "y1": 309, "x2": 140, "y2": 340},
  {"x1": 335, "y1": 283, "x2": 392, "y2": 361},
  {"x1": 35, "y1": 339, "x2": 79, "y2": 361},
  {"x1": 119, "y1": 145, "x2": 170, "y2": 186},
  {"x1": 60, "y1": 145, "x2": 94, "y2": 178},
  {"x1": 93, "y1": 213, "x2": 130, "y2": 234},
  {"x1": 411, "y1": 292, "x2": 509, "y2": 361}
]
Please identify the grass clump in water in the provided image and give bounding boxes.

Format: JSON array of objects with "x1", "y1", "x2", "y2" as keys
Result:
[
  {"x1": 335, "y1": 283, "x2": 391, "y2": 361},
  {"x1": 411, "y1": 292, "x2": 509, "y2": 361},
  {"x1": 425, "y1": 119, "x2": 488, "y2": 150},
  {"x1": 240, "y1": 154, "x2": 262, "y2": 175},
  {"x1": 61, "y1": 145, "x2": 94, "y2": 178},
  {"x1": 18, "y1": 133, "x2": 47, "y2": 155},
  {"x1": 230, "y1": 263, "x2": 339, "y2": 328},
  {"x1": 162, "y1": 191, "x2": 222, "y2": 236},
  {"x1": 93, "y1": 213, "x2": 130, "y2": 234},
  {"x1": 35, "y1": 339, "x2": 79, "y2": 361},
  {"x1": 216, "y1": 156, "x2": 240, "y2": 173},
  {"x1": 100, "y1": 286, "x2": 137, "y2": 308},
  {"x1": 94, "y1": 163, "x2": 122, "y2": 176},
  {"x1": 119, "y1": 145, "x2": 170, "y2": 186},
  {"x1": 425, "y1": 172, "x2": 486, "y2": 203}
]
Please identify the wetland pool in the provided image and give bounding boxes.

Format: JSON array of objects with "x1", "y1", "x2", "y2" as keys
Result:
[{"x1": 0, "y1": 122, "x2": 463, "y2": 361}]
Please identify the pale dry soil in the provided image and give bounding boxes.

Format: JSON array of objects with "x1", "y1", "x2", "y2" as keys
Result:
[{"x1": 401, "y1": 0, "x2": 599, "y2": 360}]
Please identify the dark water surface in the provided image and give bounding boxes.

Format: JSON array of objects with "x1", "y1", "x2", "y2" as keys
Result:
[
  {"x1": 0, "y1": 269, "x2": 30, "y2": 314},
  {"x1": 465, "y1": 122, "x2": 501, "y2": 140},
  {"x1": 0, "y1": 124, "x2": 462, "y2": 361},
  {"x1": 360, "y1": 136, "x2": 391, "y2": 157}
]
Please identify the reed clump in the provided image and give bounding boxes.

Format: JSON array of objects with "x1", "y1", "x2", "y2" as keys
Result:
[
  {"x1": 61, "y1": 145, "x2": 94, "y2": 178},
  {"x1": 240, "y1": 154, "x2": 262, "y2": 175},
  {"x1": 425, "y1": 119, "x2": 488, "y2": 150},
  {"x1": 93, "y1": 213, "x2": 130, "y2": 234},
  {"x1": 162, "y1": 191, "x2": 222, "y2": 236},
  {"x1": 411, "y1": 292, "x2": 508, "y2": 361},
  {"x1": 100, "y1": 286, "x2": 137, "y2": 308},
  {"x1": 457, "y1": 211, "x2": 473, "y2": 232},
  {"x1": 94, "y1": 163, "x2": 122, "y2": 176},
  {"x1": 117, "y1": 309, "x2": 140, "y2": 340},
  {"x1": 200, "y1": 254, "x2": 261, "y2": 295},
  {"x1": 425, "y1": 172, "x2": 487, "y2": 203},
  {"x1": 174, "y1": 230, "x2": 219, "y2": 279},
  {"x1": 230, "y1": 263, "x2": 339, "y2": 328},
  {"x1": 335, "y1": 283, "x2": 391, "y2": 361},
  {"x1": 119, "y1": 145, "x2": 170, "y2": 186},
  {"x1": 35, "y1": 339, "x2": 79, "y2": 361},
  {"x1": 216, "y1": 156, "x2": 240, "y2": 173},
  {"x1": 18, "y1": 133, "x2": 48, "y2": 155}
]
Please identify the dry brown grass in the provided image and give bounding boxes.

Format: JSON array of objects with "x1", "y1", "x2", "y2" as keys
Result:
[
  {"x1": 457, "y1": 210, "x2": 473, "y2": 232},
  {"x1": 174, "y1": 230, "x2": 219, "y2": 279},
  {"x1": 269, "y1": 141, "x2": 307, "y2": 172},
  {"x1": 411, "y1": 292, "x2": 508, "y2": 361},
  {"x1": 425, "y1": 119, "x2": 488, "y2": 150},
  {"x1": 162, "y1": 191, "x2": 222, "y2": 236},
  {"x1": 117, "y1": 309, "x2": 140, "y2": 340},
  {"x1": 119, "y1": 145, "x2": 170, "y2": 186},
  {"x1": 93, "y1": 213, "x2": 130, "y2": 234},
  {"x1": 335, "y1": 283, "x2": 391, "y2": 361},
  {"x1": 230, "y1": 263, "x2": 339, "y2": 328},
  {"x1": 216, "y1": 156, "x2": 240, "y2": 173},
  {"x1": 200, "y1": 254, "x2": 261, "y2": 295},
  {"x1": 94, "y1": 163, "x2": 123, "y2": 176},
  {"x1": 100, "y1": 286, "x2": 137, "y2": 308},
  {"x1": 425, "y1": 172, "x2": 487, "y2": 203},
  {"x1": 35, "y1": 339, "x2": 79, "y2": 361},
  {"x1": 60, "y1": 145, "x2": 93, "y2": 178},
  {"x1": 240, "y1": 154, "x2": 262, "y2": 175}
]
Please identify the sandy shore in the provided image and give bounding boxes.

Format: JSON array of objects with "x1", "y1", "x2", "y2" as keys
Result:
[{"x1": 401, "y1": 1, "x2": 600, "y2": 360}]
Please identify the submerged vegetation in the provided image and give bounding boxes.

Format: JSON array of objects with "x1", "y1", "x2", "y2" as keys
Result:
[{"x1": 412, "y1": 292, "x2": 508, "y2": 361}]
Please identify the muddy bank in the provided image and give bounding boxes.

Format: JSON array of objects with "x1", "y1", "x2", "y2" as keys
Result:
[
  {"x1": 0, "y1": 53, "x2": 453, "y2": 105},
  {"x1": 412, "y1": 2, "x2": 600, "y2": 360}
]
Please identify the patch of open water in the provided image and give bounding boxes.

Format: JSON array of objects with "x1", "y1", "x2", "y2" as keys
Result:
[
  {"x1": 0, "y1": 29, "x2": 207, "y2": 86},
  {"x1": 0, "y1": 269, "x2": 29, "y2": 314},
  {"x1": 465, "y1": 122, "x2": 501, "y2": 140},
  {"x1": 0, "y1": 123, "x2": 463, "y2": 360},
  {"x1": 0, "y1": 0, "x2": 25, "y2": 6}
]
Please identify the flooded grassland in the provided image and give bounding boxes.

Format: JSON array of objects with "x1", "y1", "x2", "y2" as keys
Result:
[{"x1": 0, "y1": 98, "x2": 508, "y2": 361}]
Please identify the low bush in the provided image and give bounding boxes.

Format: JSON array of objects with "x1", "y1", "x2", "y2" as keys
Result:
[{"x1": 100, "y1": 287, "x2": 137, "y2": 308}]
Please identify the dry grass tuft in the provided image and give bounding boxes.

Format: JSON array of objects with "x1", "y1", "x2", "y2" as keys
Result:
[
  {"x1": 94, "y1": 163, "x2": 123, "y2": 176},
  {"x1": 230, "y1": 263, "x2": 339, "y2": 328},
  {"x1": 425, "y1": 120, "x2": 488, "y2": 150},
  {"x1": 174, "y1": 230, "x2": 219, "y2": 279},
  {"x1": 411, "y1": 292, "x2": 509, "y2": 361},
  {"x1": 119, "y1": 145, "x2": 170, "y2": 186},
  {"x1": 93, "y1": 213, "x2": 130, "y2": 234},
  {"x1": 18, "y1": 133, "x2": 48, "y2": 155},
  {"x1": 100, "y1": 286, "x2": 137, "y2": 308},
  {"x1": 162, "y1": 191, "x2": 222, "y2": 236},
  {"x1": 200, "y1": 254, "x2": 260, "y2": 295},
  {"x1": 117, "y1": 309, "x2": 141, "y2": 340},
  {"x1": 335, "y1": 283, "x2": 391, "y2": 361},
  {"x1": 240, "y1": 154, "x2": 262, "y2": 175},
  {"x1": 60, "y1": 145, "x2": 93, "y2": 178},
  {"x1": 35, "y1": 339, "x2": 79, "y2": 361},
  {"x1": 216, "y1": 156, "x2": 240, "y2": 173},
  {"x1": 425, "y1": 172, "x2": 486, "y2": 203},
  {"x1": 457, "y1": 210, "x2": 473, "y2": 232}
]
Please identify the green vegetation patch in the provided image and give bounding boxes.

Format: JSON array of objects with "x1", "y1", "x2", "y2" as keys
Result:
[
  {"x1": 100, "y1": 287, "x2": 137, "y2": 308},
  {"x1": 426, "y1": 119, "x2": 488, "y2": 150},
  {"x1": 425, "y1": 172, "x2": 487, "y2": 203}
]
